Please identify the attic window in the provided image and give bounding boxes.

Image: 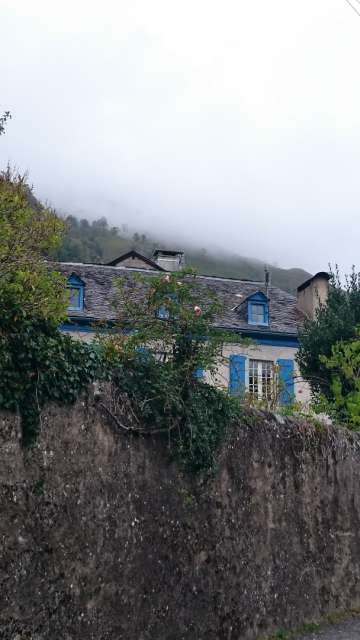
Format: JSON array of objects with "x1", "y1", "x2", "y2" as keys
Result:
[
  {"x1": 157, "y1": 305, "x2": 170, "y2": 320},
  {"x1": 247, "y1": 292, "x2": 269, "y2": 326},
  {"x1": 67, "y1": 274, "x2": 84, "y2": 312},
  {"x1": 250, "y1": 303, "x2": 266, "y2": 324},
  {"x1": 156, "y1": 294, "x2": 177, "y2": 320}
]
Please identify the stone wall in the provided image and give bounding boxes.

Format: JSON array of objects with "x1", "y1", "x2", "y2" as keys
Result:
[{"x1": 1, "y1": 394, "x2": 360, "y2": 640}]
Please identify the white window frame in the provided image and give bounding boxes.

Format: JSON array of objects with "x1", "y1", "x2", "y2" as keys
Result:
[{"x1": 248, "y1": 359, "x2": 274, "y2": 400}]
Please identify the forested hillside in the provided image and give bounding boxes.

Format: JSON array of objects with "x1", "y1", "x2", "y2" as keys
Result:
[{"x1": 53, "y1": 215, "x2": 311, "y2": 293}]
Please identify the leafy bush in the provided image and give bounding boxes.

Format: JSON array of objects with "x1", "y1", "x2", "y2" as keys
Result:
[
  {"x1": 0, "y1": 168, "x2": 103, "y2": 445},
  {"x1": 102, "y1": 270, "x2": 243, "y2": 473},
  {"x1": 0, "y1": 322, "x2": 105, "y2": 446},
  {"x1": 176, "y1": 383, "x2": 240, "y2": 473},
  {"x1": 297, "y1": 267, "x2": 360, "y2": 400},
  {"x1": 0, "y1": 167, "x2": 67, "y2": 327},
  {"x1": 315, "y1": 336, "x2": 360, "y2": 428}
]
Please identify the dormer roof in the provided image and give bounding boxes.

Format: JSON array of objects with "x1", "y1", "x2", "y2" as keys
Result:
[
  {"x1": 105, "y1": 249, "x2": 165, "y2": 271},
  {"x1": 233, "y1": 290, "x2": 269, "y2": 311},
  {"x1": 67, "y1": 272, "x2": 85, "y2": 286}
]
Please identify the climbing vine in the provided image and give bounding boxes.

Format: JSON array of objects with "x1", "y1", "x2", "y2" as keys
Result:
[
  {"x1": 0, "y1": 168, "x2": 243, "y2": 469},
  {"x1": 0, "y1": 321, "x2": 105, "y2": 446},
  {"x1": 101, "y1": 270, "x2": 243, "y2": 473},
  {"x1": 0, "y1": 169, "x2": 105, "y2": 445}
]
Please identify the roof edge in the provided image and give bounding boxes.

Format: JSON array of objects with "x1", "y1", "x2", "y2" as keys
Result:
[
  {"x1": 297, "y1": 271, "x2": 331, "y2": 293},
  {"x1": 106, "y1": 249, "x2": 165, "y2": 271}
]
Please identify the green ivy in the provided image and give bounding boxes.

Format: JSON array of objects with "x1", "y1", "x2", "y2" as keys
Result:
[
  {"x1": 0, "y1": 321, "x2": 106, "y2": 446},
  {"x1": 316, "y1": 335, "x2": 360, "y2": 428},
  {"x1": 111, "y1": 352, "x2": 241, "y2": 474},
  {"x1": 176, "y1": 382, "x2": 241, "y2": 473},
  {"x1": 104, "y1": 270, "x2": 244, "y2": 474}
]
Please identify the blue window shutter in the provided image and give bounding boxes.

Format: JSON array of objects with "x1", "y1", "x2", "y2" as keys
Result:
[
  {"x1": 229, "y1": 355, "x2": 247, "y2": 396},
  {"x1": 193, "y1": 368, "x2": 204, "y2": 379},
  {"x1": 277, "y1": 359, "x2": 295, "y2": 405}
]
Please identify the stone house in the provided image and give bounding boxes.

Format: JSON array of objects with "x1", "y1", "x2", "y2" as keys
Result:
[{"x1": 56, "y1": 249, "x2": 330, "y2": 408}]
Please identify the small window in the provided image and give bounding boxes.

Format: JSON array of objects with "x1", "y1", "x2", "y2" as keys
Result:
[
  {"x1": 69, "y1": 287, "x2": 81, "y2": 310},
  {"x1": 249, "y1": 360, "x2": 273, "y2": 400},
  {"x1": 67, "y1": 274, "x2": 84, "y2": 311},
  {"x1": 250, "y1": 303, "x2": 266, "y2": 324},
  {"x1": 248, "y1": 299, "x2": 269, "y2": 325},
  {"x1": 157, "y1": 305, "x2": 170, "y2": 320},
  {"x1": 156, "y1": 294, "x2": 177, "y2": 320}
]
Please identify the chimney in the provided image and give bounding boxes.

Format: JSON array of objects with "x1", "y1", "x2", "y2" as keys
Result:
[
  {"x1": 153, "y1": 249, "x2": 185, "y2": 272},
  {"x1": 297, "y1": 272, "x2": 330, "y2": 319}
]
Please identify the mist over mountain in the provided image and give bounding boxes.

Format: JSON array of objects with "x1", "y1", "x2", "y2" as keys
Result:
[{"x1": 54, "y1": 216, "x2": 311, "y2": 294}]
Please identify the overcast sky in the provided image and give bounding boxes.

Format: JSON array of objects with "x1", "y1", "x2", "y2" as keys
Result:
[{"x1": 1, "y1": 0, "x2": 359, "y2": 273}]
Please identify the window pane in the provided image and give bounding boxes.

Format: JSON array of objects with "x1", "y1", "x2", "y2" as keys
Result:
[
  {"x1": 251, "y1": 304, "x2": 265, "y2": 323},
  {"x1": 157, "y1": 305, "x2": 170, "y2": 319},
  {"x1": 262, "y1": 361, "x2": 273, "y2": 399},
  {"x1": 69, "y1": 287, "x2": 81, "y2": 308},
  {"x1": 249, "y1": 359, "x2": 259, "y2": 398},
  {"x1": 249, "y1": 359, "x2": 273, "y2": 400}
]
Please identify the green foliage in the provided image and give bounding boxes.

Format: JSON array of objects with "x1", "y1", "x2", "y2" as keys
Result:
[
  {"x1": 53, "y1": 215, "x2": 147, "y2": 264},
  {"x1": 175, "y1": 383, "x2": 240, "y2": 473},
  {"x1": 103, "y1": 270, "x2": 242, "y2": 473},
  {"x1": 0, "y1": 321, "x2": 105, "y2": 446},
  {"x1": 315, "y1": 336, "x2": 360, "y2": 428},
  {"x1": 0, "y1": 168, "x2": 67, "y2": 328},
  {"x1": 107, "y1": 268, "x2": 230, "y2": 378},
  {"x1": 0, "y1": 111, "x2": 11, "y2": 136},
  {"x1": 297, "y1": 267, "x2": 360, "y2": 400},
  {"x1": 0, "y1": 169, "x2": 108, "y2": 445}
]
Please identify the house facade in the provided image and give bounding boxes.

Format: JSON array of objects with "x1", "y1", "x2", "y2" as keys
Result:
[{"x1": 55, "y1": 250, "x2": 330, "y2": 408}]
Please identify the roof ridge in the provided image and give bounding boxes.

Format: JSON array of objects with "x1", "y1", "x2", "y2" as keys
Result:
[{"x1": 53, "y1": 261, "x2": 296, "y2": 298}]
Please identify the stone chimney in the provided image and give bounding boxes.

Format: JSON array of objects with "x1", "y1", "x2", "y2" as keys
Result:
[
  {"x1": 153, "y1": 249, "x2": 185, "y2": 272},
  {"x1": 297, "y1": 272, "x2": 330, "y2": 319}
]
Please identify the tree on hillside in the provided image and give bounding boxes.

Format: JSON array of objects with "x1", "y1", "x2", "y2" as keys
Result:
[
  {"x1": 54, "y1": 213, "x2": 310, "y2": 291},
  {"x1": 297, "y1": 268, "x2": 360, "y2": 405}
]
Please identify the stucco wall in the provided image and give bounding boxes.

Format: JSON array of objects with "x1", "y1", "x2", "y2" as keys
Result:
[
  {"x1": 63, "y1": 329, "x2": 310, "y2": 405},
  {"x1": 1, "y1": 394, "x2": 360, "y2": 639},
  {"x1": 208, "y1": 343, "x2": 311, "y2": 405},
  {"x1": 297, "y1": 277, "x2": 329, "y2": 320}
]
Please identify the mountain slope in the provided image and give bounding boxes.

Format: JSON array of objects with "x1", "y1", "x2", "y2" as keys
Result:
[{"x1": 53, "y1": 215, "x2": 311, "y2": 293}]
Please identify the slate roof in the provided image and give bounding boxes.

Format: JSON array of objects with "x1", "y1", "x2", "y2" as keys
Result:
[{"x1": 54, "y1": 262, "x2": 301, "y2": 336}]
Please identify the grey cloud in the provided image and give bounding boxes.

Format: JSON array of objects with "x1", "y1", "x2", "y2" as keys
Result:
[{"x1": 0, "y1": 0, "x2": 359, "y2": 273}]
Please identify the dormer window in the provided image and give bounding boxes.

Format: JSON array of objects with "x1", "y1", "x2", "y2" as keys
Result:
[
  {"x1": 157, "y1": 305, "x2": 170, "y2": 320},
  {"x1": 67, "y1": 274, "x2": 85, "y2": 312},
  {"x1": 156, "y1": 293, "x2": 177, "y2": 320},
  {"x1": 249, "y1": 303, "x2": 267, "y2": 324},
  {"x1": 247, "y1": 292, "x2": 269, "y2": 326}
]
